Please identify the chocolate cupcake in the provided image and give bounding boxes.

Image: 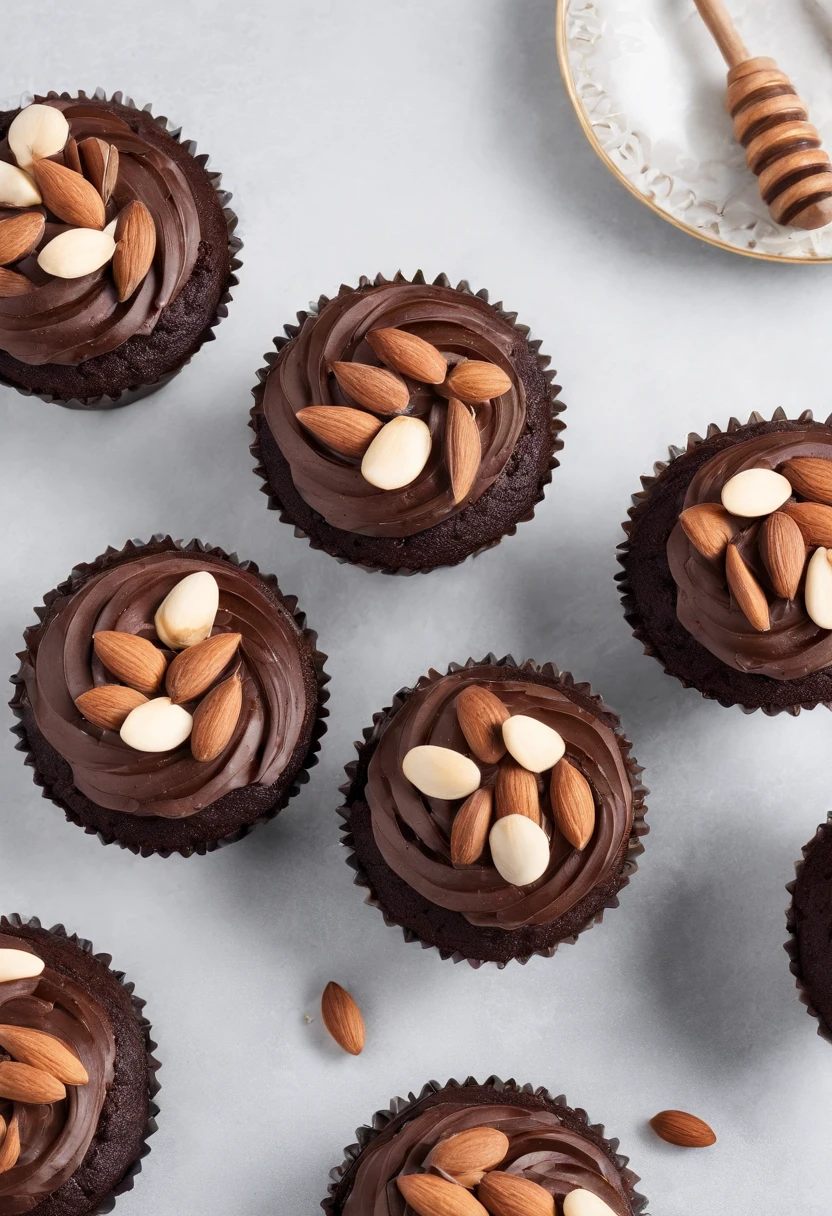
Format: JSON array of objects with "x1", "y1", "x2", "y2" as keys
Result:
[
  {"x1": 785, "y1": 814, "x2": 832, "y2": 1045},
  {"x1": 0, "y1": 89, "x2": 239, "y2": 408},
  {"x1": 250, "y1": 272, "x2": 564, "y2": 573},
  {"x1": 323, "y1": 1076, "x2": 647, "y2": 1215},
  {"x1": 618, "y1": 409, "x2": 832, "y2": 713},
  {"x1": 339, "y1": 657, "x2": 647, "y2": 967},
  {"x1": 10, "y1": 536, "x2": 328, "y2": 857},
  {"x1": 0, "y1": 913, "x2": 159, "y2": 1215}
]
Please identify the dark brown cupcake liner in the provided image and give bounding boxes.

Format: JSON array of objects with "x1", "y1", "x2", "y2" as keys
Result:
[
  {"x1": 249, "y1": 270, "x2": 565, "y2": 575},
  {"x1": 0, "y1": 87, "x2": 242, "y2": 411},
  {"x1": 0, "y1": 913, "x2": 161, "y2": 1215},
  {"x1": 784, "y1": 813, "x2": 832, "y2": 1047},
  {"x1": 338, "y1": 654, "x2": 649, "y2": 968},
  {"x1": 322, "y1": 1074, "x2": 649, "y2": 1215},
  {"x1": 616, "y1": 406, "x2": 832, "y2": 716},
  {"x1": 9, "y1": 534, "x2": 329, "y2": 858}
]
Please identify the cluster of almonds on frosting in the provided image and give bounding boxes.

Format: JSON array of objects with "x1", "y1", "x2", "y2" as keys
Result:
[
  {"x1": 401, "y1": 686, "x2": 596, "y2": 889},
  {"x1": 680, "y1": 457, "x2": 832, "y2": 631},
  {"x1": 396, "y1": 1125, "x2": 618, "y2": 1216},
  {"x1": 0, "y1": 103, "x2": 155, "y2": 298},
  {"x1": 296, "y1": 327, "x2": 512, "y2": 498},
  {"x1": 74, "y1": 572, "x2": 243, "y2": 762},
  {"x1": 0, "y1": 948, "x2": 90, "y2": 1174}
]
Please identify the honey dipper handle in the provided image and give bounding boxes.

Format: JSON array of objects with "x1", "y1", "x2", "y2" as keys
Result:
[{"x1": 692, "y1": 0, "x2": 750, "y2": 68}]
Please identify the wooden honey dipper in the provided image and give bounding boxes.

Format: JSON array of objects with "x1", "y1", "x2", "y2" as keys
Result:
[{"x1": 694, "y1": 0, "x2": 832, "y2": 229}]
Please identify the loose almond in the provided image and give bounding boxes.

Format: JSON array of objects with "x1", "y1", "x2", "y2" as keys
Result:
[
  {"x1": 782, "y1": 500, "x2": 832, "y2": 547},
  {"x1": 0, "y1": 1061, "x2": 65, "y2": 1105},
  {"x1": 166, "y1": 632, "x2": 241, "y2": 703},
  {"x1": 0, "y1": 211, "x2": 45, "y2": 266},
  {"x1": 495, "y1": 758, "x2": 541, "y2": 824},
  {"x1": 8, "y1": 104, "x2": 69, "y2": 171},
  {"x1": 455, "y1": 685, "x2": 509, "y2": 764},
  {"x1": 720, "y1": 467, "x2": 792, "y2": 517},
  {"x1": 478, "y1": 1172, "x2": 555, "y2": 1216},
  {"x1": 296, "y1": 405, "x2": 382, "y2": 458},
  {"x1": 447, "y1": 398, "x2": 481, "y2": 503},
  {"x1": 451, "y1": 787, "x2": 494, "y2": 867},
  {"x1": 120, "y1": 697, "x2": 193, "y2": 753},
  {"x1": 331, "y1": 360, "x2": 410, "y2": 415},
  {"x1": 489, "y1": 814, "x2": 550, "y2": 886},
  {"x1": 79, "y1": 137, "x2": 119, "y2": 203},
  {"x1": 366, "y1": 326, "x2": 447, "y2": 384},
  {"x1": 38, "y1": 227, "x2": 115, "y2": 278},
  {"x1": 321, "y1": 981, "x2": 365, "y2": 1055},
  {"x1": 679, "y1": 502, "x2": 738, "y2": 560},
  {"x1": 113, "y1": 199, "x2": 156, "y2": 301},
  {"x1": 805, "y1": 547, "x2": 832, "y2": 629},
  {"x1": 0, "y1": 949, "x2": 44, "y2": 982},
  {"x1": 154, "y1": 571, "x2": 219, "y2": 650},
  {"x1": 0, "y1": 267, "x2": 34, "y2": 296},
  {"x1": 725, "y1": 543, "x2": 770, "y2": 631},
  {"x1": 0, "y1": 1025, "x2": 88, "y2": 1085},
  {"x1": 0, "y1": 160, "x2": 42, "y2": 207},
  {"x1": 32, "y1": 158, "x2": 105, "y2": 229},
  {"x1": 361, "y1": 415, "x2": 432, "y2": 490},
  {"x1": 444, "y1": 360, "x2": 512, "y2": 403},
  {"x1": 190, "y1": 671, "x2": 242, "y2": 762},
  {"x1": 93, "y1": 631, "x2": 167, "y2": 695},
  {"x1": 75, "y1": 684, "x2": 149, "y2": 730},
  {"x1": 397, "y1": 1174, "x2": 488, "y2": 1216},
  {"x1": 781, "y1": 456, "x2": 832, "y2": 506},
  {"x1": 502, "y1": 715, "x2": 565, "y2": 773},
  {"x1": 0, "y1": 1114, "x2": 19, "y2": 1174},
  {"x1": 429, "y1": 1126, "x2": 509, "y2": 1181},
  {"x1": 649, "y1": 1109, "x2": 716, "y2": 1148},
  {"x1": 403, "y1": 745, "x2": 481, "y2": 801},
  {"x1": 562, "y1": 1190, "x2": 618, "y2": 1216},
  {"x1": 550, "y1": 759, "x2": 595, "y2": 850},
  {"x1": 759, "y1": 511, "x2": 805, "y2": 600}
]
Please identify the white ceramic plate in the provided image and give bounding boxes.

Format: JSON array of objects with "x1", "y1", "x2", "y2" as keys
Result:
[{"x1": 556, "y1": 0, "x2": 832, "y2": 262}]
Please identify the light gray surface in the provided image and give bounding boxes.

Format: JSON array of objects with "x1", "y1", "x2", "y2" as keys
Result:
[{"x1": 0, "y1": 2, "x2": 830, "y2": 1213}]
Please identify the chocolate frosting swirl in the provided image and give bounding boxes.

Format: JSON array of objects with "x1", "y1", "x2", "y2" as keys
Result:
[
  {"x1": 0, "y1": 97, "x2": 200, "y2": 366},
  {"x1": 261, "y1": 282, "x2": 527, "y2": 537},
  {"x1": 0, "y1": 935, "x2": 114, "y2": 1215},
  {"x1": 667, "y1": 426, "x2": 832, "y2": 679},
  {"x1": 20, "y1": 549, "x2": 311, "y2": 818},
  {"x1": 365, "y1": 667, "x2": 633, "y2": 930},
  {"x1": 341, "y1": 1101, "x2": 631, "y2": 1216}
]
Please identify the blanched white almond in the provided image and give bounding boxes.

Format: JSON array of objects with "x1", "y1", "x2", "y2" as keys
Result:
[
  {"x1": 0, "y1": 161, "x2": 41, "y2": 207},
  {"x1": 8, "y1": 104, "x2": 69, "y2": 171},
  {"x1": 805, "y1": 547, "x2": 832, "y2": 629},
  {"x1": 563, "y1": 1190, "x2": 618, "y2": 1216},
  {"x1": 402, "y1": 745, "x2": 481, "y2": 801},
  {"x1": 489, "y1": 814, "x2": 551, "y2": 886},
  {"x1": 37, "y1": 228, "x2": 115, "y2": 279},
  {"x1": 502, "y1": 715, "x2": 565, "y2": 773},
  {"x1": 360, "y1": 415, "x2": 431, "y2": 490},
  {"x1": 720, "y1": 468, "x2": 792, "y2": 518},
  {"x1": 154, "y1": 572, "x2": 219, "y2": 650},
  {"x1": 0, "y1": 949, "x2": 44, "y2": 983},
  {"x1": 103, "y1": 218, "x2": 117, "y2": 238},
  {"x1": 120, "y1": 697, "x2": 193, "y2": 752}
]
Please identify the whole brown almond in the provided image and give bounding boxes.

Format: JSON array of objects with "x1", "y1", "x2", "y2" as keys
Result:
[
  {"x1": 75, "y1": 684, "x2": 149, "y2": 731},
  {"x1": 495, "y1": 758, "x2": 540, "y2": 824},
  {"x1": 331, "y1": 361, "x2": 410, "y2": 415},
  {"x1": 166, "y1": 632, "x2": 242, "y2": 704},
  {"x1": 79, "y1": 137, "x2": 119, "y2": 203},
  {"x1": 455, "y1": 685, "x2": 509, "y2": 764},
  {"x1": 782, "y1": 500, "x2": 832, "y2": 547},
  {"x1": 478, "y1": 1170, "x2": 555, "y2": 1216},
  {"x1": 63, "y1": 136, "x2": 82, "y2": 174},
  {"x1": 446, "y1": 398, "x2": 481, "y2": 504},
  {"x1": 366, "y1": 326, "x2": 447, "y2": 384},
  {"x1": 92, "y1": 631, "x2": 167, "y2": 695},
  {"x1": 113, "y1": 200, "x2": 156, "y2": 302},
  {"x1": 397, "y1": 1173, "x2": 488, "y2": 1216},
  {"x1": 759, "y1": 511, "x2": 805, "y2": 600},
  {"x1": 451, "y1": 787, "x2": 494, "y2": 867},
  {"x1": 296, "y1": 405, "x2": 382, "y2": 458},
  {"x1": 0, "y1": 211, "x2": 46, "y2": 267},
  {"x1": 32, "y1": 158, "x2": 105, "y2": 229},
  {"x1": 649, "y1": 1109, "x2": 716, "y2": 1148},
  {"x1": 0, "y1": 1025, "x2": 88, "y2": 1085},
  {"x1": 0, "y1": 1061, "x2": 65, "y2": 1105},
  {"x1": 429, "y1": 1126, "x2": 509, "y2": 1180},
  {"x1": 550, "y1": 759, "x2": 595, "y2": 850},
  {"x1": 0, "y1": 1113, "x2": 20, "y2": 1174},
  {"x1": 725, "y1": 543, "x2": 770, "y2": 632},
  {"x1": 320, "y1": 981, "x2": 365, "y2": 1055},
  {"x1": 444, "y1": 360, "x2": 512, "y2": 403},
  {"x1": 782, "y1": 456, "x2": 832, "y2": 506},
  {"x1": 679, "y1": 502, "x2": 738, "y2": 560},
  {"x1": 190, "y1": 671, "x2": 242, "y2": 762},
  {"x1": 0, "y1": 267, "x2": 34, "y2": 296}
]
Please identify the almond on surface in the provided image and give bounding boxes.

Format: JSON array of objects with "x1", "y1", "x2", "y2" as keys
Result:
[
  {"x1": 783, "y1": 500, "x2": 832, "y2": 547},
  {"x1": 451, "y1": 788, "x2": 494, "y2": 867},
  {"x1": 37, "y1": 227, "x2": 115, "y2": 279},
  {"x1": 804, "y1": 546, "x2": 832, "y2": 629},
  {"x1": 0, "y1": 267, "x2": 35, "y2": 297},
  {"x1": 113, "y1": 199, "x2": 156, "y2": 301},
  {"x1": 759, "y1": 510, "x2": 805, "y2": 599},
  {"x1": 331, "y1": 360, "x2": 410, "y2": 415},
  {"x1": 190, "y1": 672, "x2": 242, "y2": 762},
  {"x1": 0, "y1": 161, "x2": 42, "y2": 208},
  {"x1": 0, "y1": 949, "x2": 44, "y2": 983},
  {"x1": 478, "y1": 1169, "x2": 555, "y2": 1216},
  {"x1": 321, "y1": 982, "x2": 365, "y2": 1055},
  {"x1": 489, "y1": 814, "x2": 551, "y2": 887},
  {"x1": 550, "y1": 759, "x2": 595, "y2": 850},
  {"x1": 455, "y1": 684, "x2": 509, "y2": 764},
  {"x1": 429, "y1": 1126, "x2": 509, "y2": 1179},
  {"x1": 679, "y1": 502, "x2": 738, "y2": 559},
  {"x1": 403, "y1": 745, "x2": 481, "y2": 801},
  {"x1": 120, "y1": 697, "x2": 193, "y2": 753},
  {"x1": 446, "y1": 398, "x2": 481, "y2": 503},
  {"x1": 782, "y1": 456, "x2": 832, "y2": 505},
  {"x1": 444, "y1": 360, "x2": 512, "y2": 403},
  {"x1": 0, "y1": 1114, "x2": 19, "y2": 1174},
  {"x1": 397, "y1": 1173, "x2": 489, "y2": 1216},
  {"x1": 79, "y1": 136, "x2": 119, "y2": 202},
  {"x1": 8, "y1": 104, "x2": 69, "y2": 171},
  {"x1": 0, "y1": 1061, "x2": 65, "y2": 1105},
  {"x1": 0, "y1": 212, "x2": 46, "y2": 267},
  {"x1": 32, "y1": 157, "x2": 106, "y2": 229},
  {"x1": 720, "y1": 467, "x2": 792, "y2": 517},
  {"x1": 649, "y1": 1109, "x2": 716, "y2": 1148},
  {"x1": 562, "y1": 1190, "x2": 619, "y2": 1216},
  {"x1": 495, "y1": 758, "x2": 540, "y2": 824},
  {"x1": 502, "y1": 715, "x2": 565, "y2": 773},
  {"x1": 360, "y1": 415, "x2": 432, "y2": 490},
  {"x1": 297, "y1": 405, "x2": 382, "y2": 458},
  {"x1": 166, "y1": 632, "x2": 241, "y2": 703},
  {"x1": 154, "y1": 571, "x2": 219, "y2": 650},
  {"x1": 724, "y1": 543, "x2": 770, "y2": 631},
  {"x1": 92, "y1": 631, "x2": 167, "y2": 695},
  {"x1": 0, "y1": 1025, "x2": 88, "y2": 1085},
  {"x1": 366, "y1": 326, "x2": 447, "y2": 383},
  {"x1": 75, "y1": 684, "x2": 148, "y2": 731}
]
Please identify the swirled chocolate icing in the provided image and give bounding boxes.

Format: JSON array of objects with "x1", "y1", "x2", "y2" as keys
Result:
[
  {"x1": 667, "y1": 426, "x2": 832, "y2": 679},
  {"x1": 0, "y1": 935, "x2": 114, "y2": 1215},
  {"x1": 365, "y1": 668, "x2": 633, "y2": 930},
  {"x1": 261, "y1": 282, "x2": 527, "y2": 537},
  {"x1": 0, "y1": 98, "x2": 200, "y2": 366},
  {"x1": 20, "y1": 550, "x2": 310, "y2": 818},
  {"x1": 341, "y1": 1100, "x2": 631, "y2": 1216}
]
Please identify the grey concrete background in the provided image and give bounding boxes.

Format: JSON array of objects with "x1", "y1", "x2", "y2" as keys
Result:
[{"x1": 1, "y1": 2, "x2": 830, "y2": 1213}]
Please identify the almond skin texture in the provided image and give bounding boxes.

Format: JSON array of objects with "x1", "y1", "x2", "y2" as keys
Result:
[
  {"x1": 63, "y1": 137, "x2": 82, "y2": 174},
  {"x1": 679, "y1": 502, "x2": 738, "y2": 560},
  {"x1": 32, "y1": 157, "x2": 105, "y2": 229},
  {"x1": 366, "y1": 327, "x2": 448, "y2": 383},
  {"x1": 92, "y1": 631, "x2": 167, "y2": 695},
  {"x1": 190, "y1": 671, "x2": 242, "y2": 762},
  {"x1": 0, "y1": 267, "x2": 34, "y2": 296},
  {"x1": 429, "y1": 1126, "x2": 509, "y2": 1180},
  {"x1": 759, "y1": 511, "x2": 805, "y2": 600},
  {"x1": 782, "y1": 501, "x2": 832, "y2": 548},
  {"x1": 0, "y1": 1114, "x2": 20, "y2": 1174},
  {"x1": 113, "y1": 199, "x2": 156, "y2": 302},
  {"x1": 782, "y1": 456, "x2": 832, "y2": 506},
  {"x1": 75, "y1": 684, "x2": 149, "y2": 730},
  {"x1": 649, "y1": 1109, "x2": 716, "y2": 1148},
  {"x1": 445, "y1": 360, "x2": 512, "y2": 403},
  {"x1": 550, "y1": 759, "x2": 595, "y2": 850},
  {"x1": 79, "y1": 136, "x2": 119, "y2": 202},
  {"x1": 0, "y1": 1061, "x2": 65, "y2": 1105},
  {"x1": 331, "y1": 360, "x2": 410, "y2": 416},
  {"x1": 451, "y1": 787, "x2": 494, "y2": 867},
  {"x1": 447, "y1": 398, "x2": 481, "y2": 503},
  {"x1": 495, "y1": 758, "x2": 541, "y2": 824},
  {"x1": 455, "y1": 685, "x2": 509, "y2": 764},
  {"x1": 165, "y1": 632, "x2": 241, "y2": 704},
  {"x1": 397, "y1": 1174, "x2": 489, "y2": 1216},
  {"x1": 320, "y1": 982, "x2": 365, "y2": 1055},
  {"x1": 478, "y1": 1170, "x2": 555, "y2": 1216},
  {"x1": 296, "y1": 405, "x2": 382, "y2": 458},
  {"x1": 0, "y1": 1025, "x2": 88, "y2": 1085},
  {"x1": 725, "y1": 543, "x2": 770, "y2": 631},
  {"x1": 0, "y1": 211, "x2": 46, "y2": 267}
]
